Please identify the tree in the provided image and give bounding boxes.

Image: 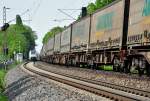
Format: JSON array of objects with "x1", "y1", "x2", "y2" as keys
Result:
[
  {"x1": 95, "y1": 0, "x2": 105, "y2": 9},
  {"x1": 42, "y1": 26, "x2": 63, "y2": 44},
  {"x1": 51, "y1": 26, "x2": 63, "y2": 35},
  {"x1": 77, "y1": 0, "x2": 116, "y2": 19},
  {"x1": 42, "y1": 32, "x2": 52, "y2": 44},
  {"x1": 16, "y1": 15, "x2": 23, "y2": 25},
  {"x1": 0, "y1": 15, "x2": 37, "y2": 59},
  {"x1": 95, "y1": 0, "x2": 115, "y2": 9},
  {"x1": 87, "y1": 3, "x2": 96, "y2": 14}
]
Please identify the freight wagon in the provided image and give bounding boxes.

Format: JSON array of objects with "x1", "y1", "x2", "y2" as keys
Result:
[
  {"x1": 70, "y1": 15, "x2": 91, "y2": 67},
  {"x1": 59, "y1": 26, "x2": 71, "y2": 65},
  {"x1": 40, "y1": 0, "x2": 150, "y2": 76},
  {"x1": 40, "y1": 44, "x2": 47, "y2": 61},
  {"x1": 53, "y1": 33, "x2": 61, "y2": 64}
]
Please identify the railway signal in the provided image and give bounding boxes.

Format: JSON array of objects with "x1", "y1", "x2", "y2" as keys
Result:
[
  {"x1": 2, "y1": 6, "x2": 10, "y2": 56},
  {"x1": 1, "y1": 23, "x2": 10, "y2": 55},
  {"x1": 1, "y1": 23, "x2": 9, "y2": 31}
]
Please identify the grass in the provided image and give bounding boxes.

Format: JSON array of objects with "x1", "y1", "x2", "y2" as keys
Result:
[
  {"x1": 98, "y1": 65, "x2": 113, "y2": 71},
  {"x1": 104, "y1": 65, "x2": 113, "y2": 71},
  {"x1": 0, "y1": 69, "x2": 7, "y2": 101},
  {"x1": 0, "y1": 93, "x2": 8, "y2": 101},
  {"x1": 0, "y1": 70, "x2": 7, "y2": 92},
  {"x1": 0, "y1": 61, "x2": 21, "y2": 101}
]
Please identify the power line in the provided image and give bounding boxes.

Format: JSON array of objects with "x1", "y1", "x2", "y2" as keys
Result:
[
  {"x1": 21, "y1": 9, "x2": 29, "y2": 16},
  {"x1": 70, "y1": 10, "x2": 78, "y2": 16},
  {"x1": 57, "y1": 9, "x2": 81, "y2": 20},
  {"x1": 32, "y1": 0, "x2": 43, "y2": 19},
  {"x1": 58, "y1": 9, "x2": 81, "y2": 10},
  {"x1": 29, "y1": 0, "x2": 38, "y2": 11},
  {"x1": 8, "y1": 9, "x2": 30, "y2": 23},
  {"x1": 51, "y1": 19, "x2": 75, "y2": 22}
]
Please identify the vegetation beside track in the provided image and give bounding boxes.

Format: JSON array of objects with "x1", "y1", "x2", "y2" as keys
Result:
[
  {"x1": 0, "y1": 93, "x2": 8, "y2": 101},
  {"x1": 0, "y1": 61, "x2": 22, "y2": 101},
  {"x1": 0, "y1": 69, "x2": 7, "y2": 92},
  {"x1": 0, "y1": 15, "x2": 37, "y2": 58},
  {"x1": 99, "y1": 65, "x2": 113, "y2": 71},
  {"x1": 0, "y1": 68, "x2": 8, "y2": 101}
]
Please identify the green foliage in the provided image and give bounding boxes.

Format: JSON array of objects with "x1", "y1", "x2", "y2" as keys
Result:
[
  {"x1": 0, "y1": 55, "x2": 5, "y2": 61},
  {"x1": 0, "y1": 93, "x2": 8, "y2": 101},
  {"x1": 87, "y1": 3, "x2": 96, "y2": 14},
  {"x1": 51, "y1": 26, "x2": 63, "y2": 34},
  {"x1": 78, "y1": 0, "x2": 115, "y2": 19},
  {"x1": 0, "y1": 15, "x2": 37, "y2": 58},
  {"x1": 0, "y1": 62, "x2": 21, "y2": 101},
  {"x1": 0, "y1": 70, "x2": 7, "y2": 92},
  {"x1": 42, "y1": 26, "x2": 63, "y2": 44},
  {"x1": 16, "y1": 15, "x2": 23, "y2": 25},
  {"x1": 22, "y1": 26, "x2": 37, "y2": 50},
  {"x1": 95, "y1": 0, "x2": 115, "y2": 9},
  {"x1": 95, "y1": 0, "x2": 105, "y2": 9},
  {"x1": 42, "y1": 32, "x2": 53, "y2": 44},
  {"x1": 77, "y1": 13, "x2": 82, "y2": 20}
]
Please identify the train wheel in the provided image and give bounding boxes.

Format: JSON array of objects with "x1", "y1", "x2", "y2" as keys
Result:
[
  {"x1": 129, "y1": 58, "x2": 138, "y2": 74},
  {"x1": 129, "y1": 57, "x2": 146, "y2": 76},
  {"x1": 126, "y1": 62, "x2": 131, "y2": 74},
  {"x1": 138, "y1": 58, "x2": 146, "y2": 76},
  {"x1": 146, "y1": 64, "x2": 150, "y2": 77},
  {"x1": 113, "y1": 57, "x2": 120, "y2": 72},
  {"x1": 123, "y1": 59, "x2": 131, "y2": 74}
]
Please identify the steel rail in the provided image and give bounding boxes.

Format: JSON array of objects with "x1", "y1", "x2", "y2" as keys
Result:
[
  {"x1": 23, "y1": 62, "x2": 150, "y2": 101},
  {"x1": 35, "y1": 62, "x2": 150, "y2": 98}
]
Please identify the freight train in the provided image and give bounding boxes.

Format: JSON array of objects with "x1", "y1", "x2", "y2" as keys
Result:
[{"x1": 40, "y1": 0, "x2": 150, "y2": 76}]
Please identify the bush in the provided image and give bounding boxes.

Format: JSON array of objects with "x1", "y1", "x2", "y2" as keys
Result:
[
  {"x1": 0, "y1": 70, "x2": 7, "y2": 92},
  {"x1": 0, "y1": 93, "x2": 8, "y2": 101}
]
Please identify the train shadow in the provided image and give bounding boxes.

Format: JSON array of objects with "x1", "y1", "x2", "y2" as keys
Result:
[{"x1": 4, "y1": 76, "x2": 37, "y2": 100}]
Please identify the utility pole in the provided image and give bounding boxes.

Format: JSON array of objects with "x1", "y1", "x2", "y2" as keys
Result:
[
  {"x1": 2, "y1": 6, "x2": 10, "y2": 57},
  {"x1": 3, "y1": 7, "x2": 6, "y2": 56},
  {"x1": 3, "y1": 7, "x2": 6, "y2": 24},
  {"x1": 19, "y1": 41, "x2": 21, "y2": 53}
]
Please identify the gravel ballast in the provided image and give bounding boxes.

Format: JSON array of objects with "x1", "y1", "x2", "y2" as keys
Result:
[
  {"x1": 36, "y1": 62, "x2": 150, "y2": 91},
  {"x1": 4, "y1": 65, "x2": 110, "y2": 101}
]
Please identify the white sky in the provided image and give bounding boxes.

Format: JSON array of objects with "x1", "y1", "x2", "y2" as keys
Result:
[{"x1": 0, "y1": 0, "x2": 95, "y2": 53}]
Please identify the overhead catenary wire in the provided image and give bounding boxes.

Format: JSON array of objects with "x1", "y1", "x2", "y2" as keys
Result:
[
  {"x1": 56, "y1": 0, "x2": 95, "y2": 22},
  {"x1": 7, "y1": 0, "x2": 43, "y2": 24},
  {"x1": 29, "y1": 0, "x2": 38, "y2": 11},
  {"x1": 31, "y1": 0, "x2": 43, "y2": 19},
  {"x1": 6, "y1": 0, "x2": 41, "y2": 24},
  {"x1": 57, "y1": 9, "x2": 79, "y2": 20},
  {"x1": 51, "y1": 19, "x2": 76, "y2": 22},
  {"x1": 54, "y1": 0, "x2": 82, "y2": 22},
  {"x1": 21, "y1": 0, "x2": 42, "y2": 24},
  {"x1": 7, "y1": 9, "x2": 30, "y2": 23}
]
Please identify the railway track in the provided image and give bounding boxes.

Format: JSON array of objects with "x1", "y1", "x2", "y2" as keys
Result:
[
  {"x1": 35, "y1": 62, "x2": 150, "y2": 98},
  {"x1": 23, "y1": 62, "x2": 150, "y2": 101}
]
